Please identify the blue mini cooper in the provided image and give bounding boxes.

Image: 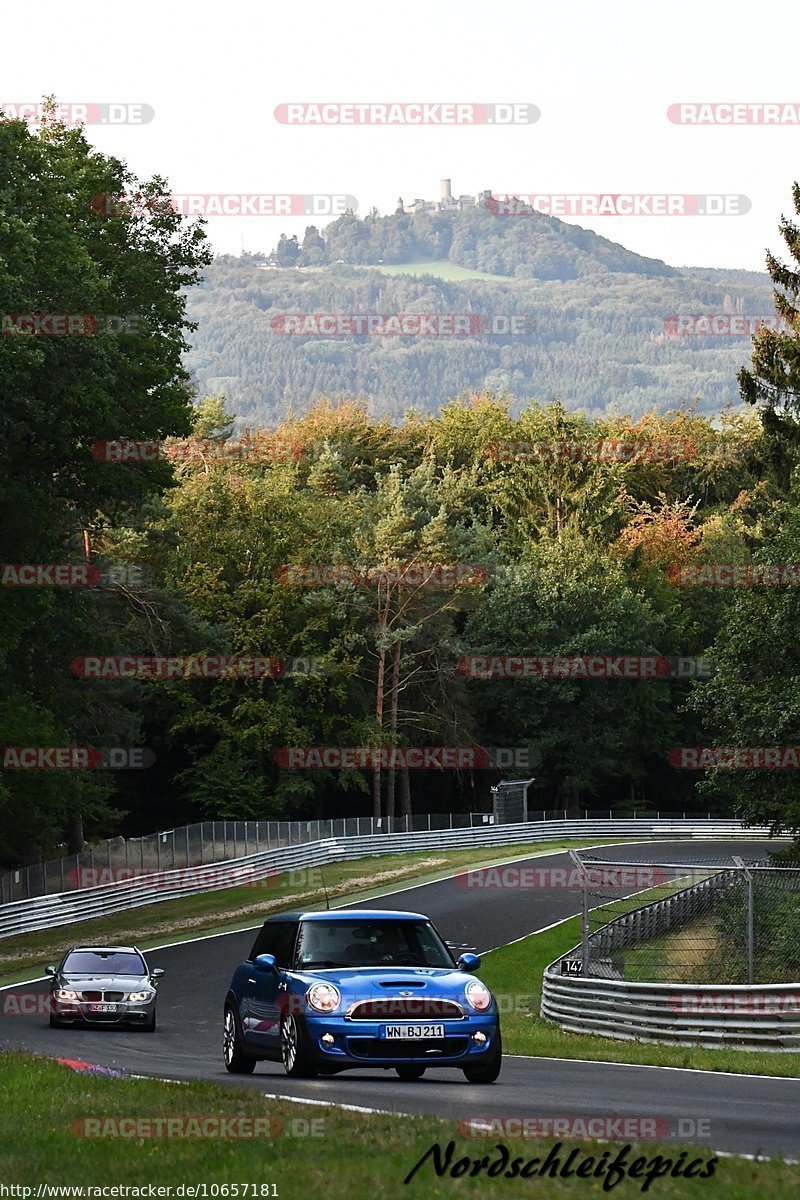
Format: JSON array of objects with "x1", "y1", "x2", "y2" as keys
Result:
[{"x1": 223, "y1": 909, "x2": 501, "y2": 1082}]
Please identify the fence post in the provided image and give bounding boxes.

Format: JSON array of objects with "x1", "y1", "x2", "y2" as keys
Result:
[
  {"x1": 570, "y1": 850, "x2": 589, "y2": 975},
  {"x1": 733, "y1": 857, "x2": 754, "y2": 984}
]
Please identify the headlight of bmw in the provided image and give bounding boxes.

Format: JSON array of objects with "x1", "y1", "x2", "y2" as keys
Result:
[
  {"x1": 465, "y1": 980, "x2": 492, "y2": 1011},
  {"x1": 306, "y1": 983, "x2": 341, "y2": 1013},
  {"x1": 127, "y1": 991, "x2": 153, "y2": 1002},
  {"x1": 54, "y1": 989, "x2": 79, "y2": 1001}
]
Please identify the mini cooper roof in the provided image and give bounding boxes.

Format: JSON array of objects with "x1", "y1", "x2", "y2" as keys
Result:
[{"x1": 260, "y1": 909, "x2": 429, "y2": 923}]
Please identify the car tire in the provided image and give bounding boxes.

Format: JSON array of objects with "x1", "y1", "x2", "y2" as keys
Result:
[
  {"x1": 395, "y1": 1065, "x2": 426, "y2": 1081},
  {"x1": 223, "y1": 1004, "x2": 257, "y2": 1074},
  {"x1": 142, "y1": 1010, "x2": 157, "y2": 1033},
  {"x1": 462, "y1": 1032, "x2": 502, "y2": 1084},
  {"x1": 48, "y1": 1012, "x2": 64, "y2": 1029},
  {"x1": 280, "y1": 1013, "x2": 317, "y2": 1078}
]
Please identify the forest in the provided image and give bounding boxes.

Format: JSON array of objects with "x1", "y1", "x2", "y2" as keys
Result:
[{"x1": 3, "y1": 110, "x2": 800, "y2": 867}]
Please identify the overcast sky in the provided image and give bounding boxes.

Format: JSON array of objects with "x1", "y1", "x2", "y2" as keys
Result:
[{"x1": 2, "y1": 1, "x2": 797, "y2": 272}]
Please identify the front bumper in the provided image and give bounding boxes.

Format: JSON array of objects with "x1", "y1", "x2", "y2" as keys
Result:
[
  {"x1": 303, "y1": 1012, "x2": 499, "y2": 1067},
  {"x1": 52, "y1": 997, "x2": 156, "y2": 1025}
]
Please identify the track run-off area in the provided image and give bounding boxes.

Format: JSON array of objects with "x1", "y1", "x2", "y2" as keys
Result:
[{"x1": 1, "y1": 839, "x2": 798, "y2": 1158}]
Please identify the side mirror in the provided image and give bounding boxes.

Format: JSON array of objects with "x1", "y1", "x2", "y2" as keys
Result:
[
  {"x1": 150, "y1": 967, "x2": 165, "y2": 980},
  {"x1": 254, "y1": 953, "x2": 277, "y2": 973},
  {"x1": 457, "y1": 952, "x2": 481, "y2": 973},
  {"x1": 45, "y1": 965, "x2": 56, "y2": 976}
]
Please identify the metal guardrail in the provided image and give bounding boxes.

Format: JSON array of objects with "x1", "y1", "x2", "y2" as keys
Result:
[
  {"x1": 1, "y1": 809, "x2": 724, "y2": 904},
  {"x1": 542, "y1": 863, "x2": 800, "y2": 1051},
  {"x1": 0, "y1": 818, "x2": 770, "y2": 941},
  {"x1": 541, "y1": 972, "x2": 800, "y2": 1051}
]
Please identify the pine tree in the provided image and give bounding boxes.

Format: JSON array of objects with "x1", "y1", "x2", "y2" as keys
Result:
[{"x1": 739, "y1": 182, "x2": 800, "y2": 487}]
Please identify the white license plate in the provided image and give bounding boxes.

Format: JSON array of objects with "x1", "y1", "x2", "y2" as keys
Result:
[
  {"x1": 87, "y1": 1003, "x2": 118, "y2": 1013},
  {"x1": 383, "y1": 1024, "x2": 444, "y2": 1039}
]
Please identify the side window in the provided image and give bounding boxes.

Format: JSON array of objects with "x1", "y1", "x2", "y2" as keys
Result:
[{"x1": 248, "y1": 922, "x2": 298, "y2": 967}]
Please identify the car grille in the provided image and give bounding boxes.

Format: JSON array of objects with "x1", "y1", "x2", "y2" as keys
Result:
[
  {"x1": 347, "y1": 999, "x2": 464, "y2": 1020},
  {"x1": 347, "y1": 1037, "x2": 470, "y2": 1059},
  {"x1": 79, "y1": 990, "x2": 126, "y2": 1002}
]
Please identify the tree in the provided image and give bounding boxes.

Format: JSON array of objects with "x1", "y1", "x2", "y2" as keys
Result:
[
  {"x1": 0, "y1": 103, "x2": 211, "y2": 862},
  {"x1": 738, "y1": 181, "x2": 800, "y2": 490},
  {"x1": 687, "y1": 486, "x2": 800, "y2": 840},
  {"x1": 462, "y1": 533, "x2": 677, "y2": 813}
]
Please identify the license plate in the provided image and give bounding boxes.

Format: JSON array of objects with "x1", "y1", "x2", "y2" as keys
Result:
[
  {"x1": 383, "y1": 1024, "x2": 444, "y2": 1039},
  {"x1": 86, "y1": 1003, "x2": 117, "y2": 1014}
]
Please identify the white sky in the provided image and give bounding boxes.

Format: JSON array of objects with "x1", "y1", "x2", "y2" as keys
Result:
[{"x1": 2, "y1": 0, "x2": 797, "y2": 271}]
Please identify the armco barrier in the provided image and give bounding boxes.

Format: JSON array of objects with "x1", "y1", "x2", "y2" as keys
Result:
[
  {"x1": 0, "y1": 819, "x2": 772, "y2": 941},
  {"x1": 542, "y1": 860, "x2": 800, "y2": 1051},
  {"x1": 541, "y1": 970, "x2": 800, "y2": 1051}
]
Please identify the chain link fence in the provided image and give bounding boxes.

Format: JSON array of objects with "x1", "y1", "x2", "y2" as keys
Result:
[
  {"x1": 565, "y1": 851, "x2": 800, "y2": 986},
  {"x1": 0, "y1": 812, "x2": 502, "y2": 904},
  {"x1": 0, "y1": 808, "x2": 723, "y2": 905}
]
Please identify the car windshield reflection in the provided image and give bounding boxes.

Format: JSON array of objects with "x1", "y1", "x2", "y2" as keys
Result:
[
  {"x1": 62, "y1": 951, "x2": 147, "y2": 976},
  {"x1": 295, "y1": 921, "x2": 455, "y2": 969}
]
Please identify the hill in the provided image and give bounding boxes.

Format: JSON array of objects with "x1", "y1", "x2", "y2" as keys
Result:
[{"x1": 182, "y1": 206, "x2": 776, "y2": 424}]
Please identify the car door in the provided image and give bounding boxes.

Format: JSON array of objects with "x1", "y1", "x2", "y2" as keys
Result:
[{"x1": 242, "y1": 921, "x2": 298, "y2": 1052}]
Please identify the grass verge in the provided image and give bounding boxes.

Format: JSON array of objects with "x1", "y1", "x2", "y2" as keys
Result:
[
  {"x1": 481, "y1": 917, "x2": 800, "y2": 1077},
  {"x1": 0, "y1": 1052, "x2": 795, "y2": 1196},
  {"x1": 0, "y1": 839, "x2": 630, "y2": 985}
]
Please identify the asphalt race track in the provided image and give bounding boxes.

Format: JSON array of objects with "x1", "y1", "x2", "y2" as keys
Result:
[{"x1": 2, "y1": 839, "x2": 799, "y2": 1158}]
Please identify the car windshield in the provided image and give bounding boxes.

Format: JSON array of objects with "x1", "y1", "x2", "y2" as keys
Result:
[
  {"x1": 62, "y1": 950, "x2": 146, "y2": 976},
  {"x1": 295, "y1": 920, "x2": 455, "y2": 969}
]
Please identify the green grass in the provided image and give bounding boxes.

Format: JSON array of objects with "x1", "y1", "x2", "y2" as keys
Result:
[
  {"x1": 0, "y1": 839, "x2": 633, "y2": 985},
  {"x1": 480, "y1": 917, "x2": 800, "y2": 1077},
  {"x1": 0, "y1": 1053, "x2": 795, "y2": 1196},
  {"x1": 348, "y1": 260, "x2": 514, "y2": 282}
]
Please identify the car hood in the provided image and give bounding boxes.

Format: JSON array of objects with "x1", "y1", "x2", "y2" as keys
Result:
[
  {"x1": 58, "y1": 974, "x2": 152, "y2": 990},
  {"x1": 292, "y1": 966, "x2": 475, "y2": 995}
]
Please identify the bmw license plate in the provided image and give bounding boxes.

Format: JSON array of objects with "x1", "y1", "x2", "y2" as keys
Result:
[
  {"x1": 383, "y1": 1023, "x2": 444, "y2": 1039},
  {"x1": 87, "y1": 1003, "x2": 118, "y2": 1013}
]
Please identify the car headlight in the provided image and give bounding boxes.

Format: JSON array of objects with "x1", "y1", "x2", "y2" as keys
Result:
[
  {"x1": 306, "y1": 983, "x2": 341, "y2": 1013},
  {"x1": 465, "y1": 980, "x2": 492, "y2": 1011},
  {"x1": 54, "y1": 989, "x2": 79, "y2": 1001},
  {"x1": 127, "y1": 991, "x2": 153, "y2": 1002}
]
